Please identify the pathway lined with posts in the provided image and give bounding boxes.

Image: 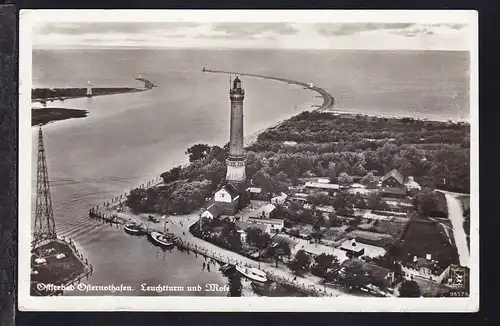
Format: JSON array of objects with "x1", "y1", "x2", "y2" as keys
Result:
[{"x1": 89, "y1": 202, "x2": 353, "y2": 297}]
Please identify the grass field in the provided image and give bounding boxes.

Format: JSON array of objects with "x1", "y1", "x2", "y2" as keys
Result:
[
  {"x1": 359, "y1": 220, "x2": 408, "y2": 238},
  {"x1": 397, "y1": 218, "x2": 459, "y2": 267}
]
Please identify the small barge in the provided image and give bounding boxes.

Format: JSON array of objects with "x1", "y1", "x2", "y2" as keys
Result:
[
  {"x1": 123, "y1": 223, "x2": 145, "y2": 235},
  {"x1": 148, "y1": 231, "x2": 174, "y2": 247},
  {"x1": 236, "y1": 266, "x2": 268, "y2": 283}
]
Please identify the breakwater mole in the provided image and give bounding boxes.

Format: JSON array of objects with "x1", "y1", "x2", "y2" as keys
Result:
[
  {"x1": 203, "y1": 69, "x2": 335, "y2": 111},
  {"x1": 32, "y1": 78, "x2": 157, "y2": 102}
]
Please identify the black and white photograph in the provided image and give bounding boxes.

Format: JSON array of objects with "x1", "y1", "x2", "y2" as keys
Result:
[{"x1": 19, "y1": 10, "x2": 478, "y2": 312}]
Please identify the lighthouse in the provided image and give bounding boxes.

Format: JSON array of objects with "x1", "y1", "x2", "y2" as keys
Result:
[
  {"x1": 86, "y1": 81, "x2": 93, "y2": 97},
  {"x1": 225, "y1": 76, "x2": 246, "y2": 184}
]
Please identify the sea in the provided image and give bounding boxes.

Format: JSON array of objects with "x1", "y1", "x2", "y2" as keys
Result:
[{"x1": 30, "y1": 48, "x2": 470, "y2": 296}]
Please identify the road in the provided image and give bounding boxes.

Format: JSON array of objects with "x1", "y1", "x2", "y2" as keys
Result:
[{"x1": 440, "y1": 191, "x2": 470, "y2": 267}]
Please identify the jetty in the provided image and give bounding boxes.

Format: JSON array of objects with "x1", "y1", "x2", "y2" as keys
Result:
[
  {"x1": 203, "y1": 69, "x2": 335, "y2": 111},
  {"x1": 32, "y1": 77, "x2": 156, "y2": 102},
  {"x1": 88, "y1": 195, "x2": 341, "y2": 297},
  {"x1": 88, "y1": 208, "x2": 326, "y2": 297}
]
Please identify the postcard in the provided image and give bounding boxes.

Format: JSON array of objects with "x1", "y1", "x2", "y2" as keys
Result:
[{"x1": 19, "y1": 9, "x2": 478, "y2": 312}]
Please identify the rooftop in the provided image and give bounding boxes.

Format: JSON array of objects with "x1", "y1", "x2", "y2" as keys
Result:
[
  {"x1": 381, "y1": 169, "x2": 404, "y2": 185},
  {"x1": 379, "y1": 187, "x2": 407, "y2": 196},
  {"x1": 305, "y1": 182, "x2": 340, "y2": 190},
  {"x1": 236, "y1": 221, "x2": 268, "y2": 233},
  {"x1": 252, "y1": 203, "x2": 276, "y2": 215},
  {"x1": 205, "y1": 203, "x2": 222, "y2": 218},
  {"x1": 247, "y1": 187, "x2": 262, "y2": 194},
  {"x1": 271, "y1": 234, "x2": 300, "y2": 248},
  {"x1": 272, "y1": 192, "x2": 288, "y2": 199},
  {"x1": 220, "y1": 183, "x2": 240, "y2": 199},
  {"x1": 248, "y1": 217, "x2": 284, "y2": 226},
  {"x1": 340, "y1": 239, "x2": 365, "y2": 253},
  {"x1": 401, "y1": 257, "x2": 447, "y2": 276}
]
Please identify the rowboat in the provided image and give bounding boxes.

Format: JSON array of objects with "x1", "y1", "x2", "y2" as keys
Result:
[
  {"x1": 148, "y1": 231, "x2": 174, "y2": 247},
  {"x1": 123, "y1": 223, "x2": 145, "y2": 235},
  {"x1": 235, "y1": 266, "x2": 268, "y2": 283}
]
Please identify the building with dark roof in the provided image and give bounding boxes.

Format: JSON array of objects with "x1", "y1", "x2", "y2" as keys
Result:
[
  {"x1": 381, "y1": 169, "x2": 405, "y2": 185},
  {"x1": 214, "y1": 184, "x2": 241, "y2": 215},
  {"x1": 339, "y1": 239, "x2": 365, "y2": 258},
  {"x1": 201, "y1": 203, "x2": 222, "y2": 219},
  {"x1": 379, "y1": 169, "x2": 407, "y2": 197},
  {"x1": 340, "y1": 258, "x2": 395, "y2": 288},
  {"x1": 249, "y1": 203, "x2": 277, "y2": 219},
  {"x1": 400, "y1": 254, "x2": 452, "y2": 284}
]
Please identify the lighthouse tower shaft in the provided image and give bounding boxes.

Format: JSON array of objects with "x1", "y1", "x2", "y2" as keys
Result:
[{"x1": 226, "y1": 77, "x2": 246, "y2": 184}]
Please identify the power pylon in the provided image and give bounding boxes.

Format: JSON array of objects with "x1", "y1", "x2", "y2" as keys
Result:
[{"x1": 33, "y1": 126, "x2": 57, "y2": 249}]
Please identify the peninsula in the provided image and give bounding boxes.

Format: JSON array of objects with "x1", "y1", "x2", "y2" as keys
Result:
[
  {"x1": 32, "y1": 107, "x2": 88, "y2": 126},
  {"x1": 31, "y1": 77, "x2": 156, "y2": 126},
  {"x1": 32, "y1": 87, "x2": 143, "y2": 102}
]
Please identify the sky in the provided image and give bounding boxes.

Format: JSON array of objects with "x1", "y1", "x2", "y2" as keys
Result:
[{"x1": 32, "y1": 22, "x2": 471, "y2": 51}]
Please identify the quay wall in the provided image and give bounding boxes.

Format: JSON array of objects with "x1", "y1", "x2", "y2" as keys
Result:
[{"x1": 87, "y1": 209, "x2": 326, "y2": 297}]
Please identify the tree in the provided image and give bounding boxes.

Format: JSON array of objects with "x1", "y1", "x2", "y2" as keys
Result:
[
  {"x1": 337, "y1": 172, "x2": 354, "y2": 185},
  {"x1": 367, "y1": 193, "x2": 388, "y2": 211},
  {"x1": 311, "y1": 253, "x2": 340, "y2": 278},
  {"x1": 399, "y1": 280, "x2": 422, "y2": 297},
  {"x1": 167, "y1": 180, "x2": 212, "y2": 214},
  {"x1": 308, "y1": 192, "x2": 331, "y2": 206},
  {"x1": 342, "y1": 259, "x2": 370, "y2": 290},
  {"x1": 328, "y1": 212, "x2": 342, "y2": 227},
  {"x1": 413, "y1": 188, "x2": 439, "y2": 216},
  {"x1": 298, "y1": 208, "x2": 315, "y2": 224},
  {"x1": 245, "y1": 227, "x2": 270, "y2": 248},
  {"x1": 311, "y1": 230, "x2": 323, "y2": 245},
  {"x1": 206, "y1": 145, "x2": 227, "y2": 163},
  {"x1": 251, "y1": 169, "x2": 273, "y2": 192},
  {"x1": 185, "y1": 144, "x2": 211, "y2": 162},
  {"x1": 361, "y1": 171, "x2": 377, "y2": 188},
  {"x1": 160, "y1": 166, "x2": 182, "y2": 183},
  {"x1": 201, "y1": 159, "x2": 226, "y2": 189},
  {"x1": 271, "y1": 171, "x2": 290, "y2": 194},
  {"x1": 288, "y1": 250, "x2": 311, "y2": 275},
  {"x1": 349, "y1": 216, "x2": 362, "y2": 227},
  {"x1": 269, "y1": 241, "x2": 292, "y2": 267},
  {"x1": 327, "y1": 162, "x2": 338, "y2": 183},
  {"x1": 219, "y1": 221, "x2": 242, "y2": 252}
]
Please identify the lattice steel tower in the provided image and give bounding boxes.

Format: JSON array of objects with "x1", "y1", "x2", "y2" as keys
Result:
[{"x1": 33, "y1": 127, "x2": 57, "y2": 249}]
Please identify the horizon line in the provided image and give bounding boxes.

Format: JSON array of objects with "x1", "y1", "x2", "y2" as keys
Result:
[{"x1": 32, "y1": 45, "x2": 470, "y2": 52}]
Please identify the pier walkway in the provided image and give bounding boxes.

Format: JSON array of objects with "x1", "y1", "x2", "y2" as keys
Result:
[{"x1": 89, "y1": 207, "x2": 349, "y2": 297}]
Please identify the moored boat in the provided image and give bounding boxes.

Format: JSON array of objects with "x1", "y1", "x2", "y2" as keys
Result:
[
  {"x1": 220, "y1": 263, "x2": 236, "y2": 274},
  {"x1": 148, "y1": 231, "x2": 174, "y2": 247},
  {"x1": 235, "y1": 266, "x2": 268, "y2": 283},
  {"x1": 123, "y1": 223, "x2": 144, "y2": 235}
]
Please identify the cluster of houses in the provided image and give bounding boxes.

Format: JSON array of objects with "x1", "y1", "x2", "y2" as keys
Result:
[{"x1": 198, "y1": 168, "x2": 465, "y2": 293}]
